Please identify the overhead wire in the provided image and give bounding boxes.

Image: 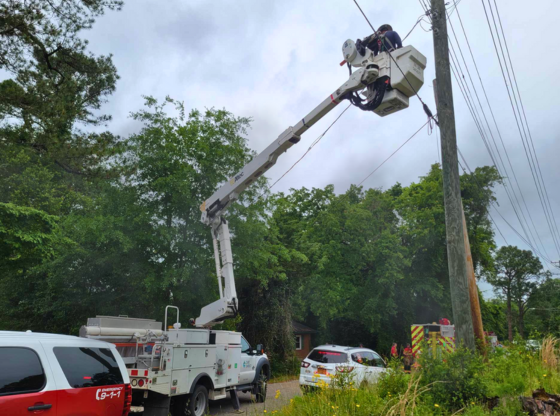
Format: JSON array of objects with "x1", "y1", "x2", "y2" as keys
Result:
[
  {"x1": 402, "y1": 13, "x2": 432, "y2": 42},
  {"x1": 358, "y1": 120, "x2": 431, "y2": 186},
  {"x1": 451, "y1": 1, "x2": 549, "y2": 256},
  {"x1": 455, "y1": 147, "x2": 509, "y2": 245},
  {"x1": 419, "y1": 0, "x2": 540, "y2": 251},
  {"x1": 418, "y1": 0, "x2": 556, "y2": 265},
  {"x1": 491, "y1": 0, "x2": 560, "y2": 249},
  {"x1": 268, "y1": 103, "x2": 352, "y2": 191},
  {"x1": 480, "y1": 0, "x2": 560, "y2": 256},
  {"x1": 456, "y1": 144, "x2": 556, "y2": 271},
  {"x1": 446, "y1": 3, "x2": 548, "y2": 257}
]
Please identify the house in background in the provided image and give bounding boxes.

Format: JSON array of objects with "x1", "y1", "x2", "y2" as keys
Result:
[{"x1": 293, "y1": 321, "x2": 317, "y2": 360}]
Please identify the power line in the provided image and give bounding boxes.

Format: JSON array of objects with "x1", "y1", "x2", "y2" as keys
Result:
[
  {"x1": 455, "y1": 149, "x2": 509, "y2": 245},
  {"x1": 268, "y1": 103, "x2": 352, "y2": 190},
  {"x1": 456, "y1": 146, "x2": 557, "y2": 271},
  {"x1": 480, "y1": 0, "x2": 560, "y2": 256},
  {"x1": 419, "y1": 0, "x2": 540, "y2": 252},
  {"x1": 489, "y1": 0, "x2": 560, "y2": 253},
  {"x1": 447, "y1": 3, "x2": 549, "y2": 257},
  {"x1": 419, "y1": 0, "x2": 555, "y2": 264},
  {"x1": 358, "y1": 120, "x2": 430, "y2": 186}
]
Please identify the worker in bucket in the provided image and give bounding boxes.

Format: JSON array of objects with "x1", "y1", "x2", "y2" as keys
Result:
[{"x1": 363, "y1": 24, "x2": 402, "y2": 56}]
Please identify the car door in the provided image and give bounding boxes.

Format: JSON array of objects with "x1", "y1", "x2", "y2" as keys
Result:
[
  {"x1": 361, "y1": 351, "x2": 386, "y2": 383},
  {"x1": 0, "y1": 341, "x2": 57, "y2": 416},
  {"x1": 238, "y1": 336, "x2": 257, "y2": 384},
  {"x1": 42, "y1": 339, "x2": 127, "y2": 416}
]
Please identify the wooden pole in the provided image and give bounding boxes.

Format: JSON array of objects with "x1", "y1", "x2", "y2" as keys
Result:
[
  {"x1": 462, "y1": 208, "x2": 486, "y2": 351},
  {"x1": 431, "y1": 0, "x2": 475, "y2": 351}
]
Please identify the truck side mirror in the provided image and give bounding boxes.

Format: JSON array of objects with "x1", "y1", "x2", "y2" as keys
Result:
[{"x1": 256, "y1": 344, "x2": 264, "y2": 355}]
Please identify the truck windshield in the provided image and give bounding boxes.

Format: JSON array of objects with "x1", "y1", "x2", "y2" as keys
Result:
[
  {"x1": 241, "y1": 337, "x2": 251, "y2": 353},
  {"x1": 307, "y1": 350, "x2": 347, "y2": 364}
]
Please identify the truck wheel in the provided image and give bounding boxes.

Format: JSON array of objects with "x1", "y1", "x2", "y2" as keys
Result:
[
  {"x1": 185, "y1": 385, "x2": 209, "y2": 416},
  {"x1": 255, "y1": 369, "x2": 268, "y2": 403}
]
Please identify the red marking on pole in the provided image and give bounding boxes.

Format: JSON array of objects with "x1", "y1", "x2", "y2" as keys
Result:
[{"x1": 330, "y1": 94, "x2": 339, "y2": 104}]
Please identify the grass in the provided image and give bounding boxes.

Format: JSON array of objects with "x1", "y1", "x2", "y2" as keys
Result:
[
  {"x1": 269, "y1": 374, "x2": 299, "y2": 384},
  {"x1": 272, "y1": 337, "x2": 560, "y2": 416}
]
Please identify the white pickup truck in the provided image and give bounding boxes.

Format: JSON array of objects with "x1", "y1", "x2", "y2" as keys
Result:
[{"x1": 81, "y1": 306, "x2": 270, "y2": 416}]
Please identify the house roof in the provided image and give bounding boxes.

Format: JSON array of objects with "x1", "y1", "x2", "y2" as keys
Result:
[{"x1": 292, "y1": 321, "x2": 317, "y2": 334}]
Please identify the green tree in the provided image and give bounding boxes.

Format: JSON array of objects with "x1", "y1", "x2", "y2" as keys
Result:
[
  {"x1": 0, "y1": 0, "x2": 125, "y2": 331},
  {"x1": 487, "y1": 245, "x2": 544, "y2": 341},
  {"x1": 392, "y1": 164, "x2": 499, "y2": 340},
  {"x1": 480, "y1": 295, "x2": 508, "y2": 341},
  {"x1": 525, "y1": 277, "x2": 560, "y2": 337},
  {"x1": 1, "y1": 0, "x2": 123, "y2": 176}
]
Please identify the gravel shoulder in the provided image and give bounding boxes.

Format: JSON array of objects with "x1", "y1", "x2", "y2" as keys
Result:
[{"x1": 209, "y1": 380, "x2": 300, "y2": 415}]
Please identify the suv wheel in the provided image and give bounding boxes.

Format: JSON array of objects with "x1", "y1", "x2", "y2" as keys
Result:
[
  {"x1": 255, "y1": 368, "x2": 268, "y2": 403},
  {"x1": 185, "y1": 385, "x2": 209, "y2": 416}
]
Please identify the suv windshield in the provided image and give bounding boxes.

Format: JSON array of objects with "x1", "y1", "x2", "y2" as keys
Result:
[{"x1": 308, "y1": 349, "x2": 347, "y2": 364}]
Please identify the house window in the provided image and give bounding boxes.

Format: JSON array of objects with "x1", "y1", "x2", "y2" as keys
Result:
[{"x1": 295, "y1": 335, "x2": 303, "y2": 350}]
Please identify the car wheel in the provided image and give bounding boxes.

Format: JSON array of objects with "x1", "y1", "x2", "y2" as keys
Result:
[
  {"x1": 255, "y1": 368, "x2": 268, "y2": 403},
  {"x1": 185, "y1": 385, "x2": 209, "y2": 416}
]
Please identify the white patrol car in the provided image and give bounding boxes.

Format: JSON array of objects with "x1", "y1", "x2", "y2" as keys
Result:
[
  {"x1": 0, "y1": 331, "x2": 131, "y2": 416},
  {"x1": 299, "y1": 345, "x2": 386, "y2": 389}
]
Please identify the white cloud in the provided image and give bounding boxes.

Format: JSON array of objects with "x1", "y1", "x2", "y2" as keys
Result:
[{"x1": 84, "y1": 0, "x2": 560, "y2": 276}]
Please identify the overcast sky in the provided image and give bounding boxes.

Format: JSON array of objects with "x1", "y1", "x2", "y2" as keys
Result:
[{"x1": 84, "y1": 0, "x2": 560, "y2": 295}]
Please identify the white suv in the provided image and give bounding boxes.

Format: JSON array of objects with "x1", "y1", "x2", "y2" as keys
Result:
[
  {"x1": 0, "y1": 331, "x2": 131, "y2": 416},
  {"x1": 299, "y1": 345, "x2": 386, "y2": 389}
]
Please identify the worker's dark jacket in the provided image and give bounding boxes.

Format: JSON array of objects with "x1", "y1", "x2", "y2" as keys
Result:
[{"x1": 366, "y1": 31, "x2": 403, "y2": 56}]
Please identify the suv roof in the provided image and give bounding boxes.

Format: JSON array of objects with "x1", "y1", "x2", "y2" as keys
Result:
[
  {"x1": 312, "y1": 344, "x2": 360, "y2": 352},
  {"x1": 0, "y1": 330, "x2": 112, "y2": 346}
]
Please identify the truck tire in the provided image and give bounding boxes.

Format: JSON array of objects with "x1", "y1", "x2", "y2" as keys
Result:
[
  {"x1": 185, "y1": 385, "x2": 209, "y2": 416},
  {"x1": 255, "y1": 368, "x2": 268, "y2": 403}
]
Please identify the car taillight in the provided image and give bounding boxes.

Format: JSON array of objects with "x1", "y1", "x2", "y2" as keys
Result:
[
  {"x1": 301, "y1": 361, "x2": 310, "y2": 368},
  {"x1": 336, "y1": 366, "x2": 354, "y2": 373},
  {"x1": 122, "y1": 384, "x2": 132, "y2": 416},
  {"x1": 138, "y1": 379, "x2": 145, "y2": 387}
]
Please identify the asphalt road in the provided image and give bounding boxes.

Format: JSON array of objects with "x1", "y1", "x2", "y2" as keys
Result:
[{"x1": 209, "y1": 380, "x2": 300, "y2": 415}]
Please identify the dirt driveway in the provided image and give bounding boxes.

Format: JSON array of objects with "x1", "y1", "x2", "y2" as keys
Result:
[{"x1": 209, "y1": 380, "x2": 300, "y2": 415}]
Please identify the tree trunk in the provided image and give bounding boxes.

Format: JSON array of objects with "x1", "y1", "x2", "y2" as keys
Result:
[{"x1": 507, "y1": 295, "x2": 513, "y2": 342}]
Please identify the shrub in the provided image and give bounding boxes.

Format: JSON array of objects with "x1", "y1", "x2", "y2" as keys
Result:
[
  {"x1": 378, "y1": 358, "x2": 410, "y2": 398},
  {"x1": 418, "y1": 346, "x2": 488, "y2": 410}
]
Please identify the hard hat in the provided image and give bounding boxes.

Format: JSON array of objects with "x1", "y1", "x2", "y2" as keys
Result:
[{"x1": 378, "y1": 24, "x2": 393, "y2": 32}]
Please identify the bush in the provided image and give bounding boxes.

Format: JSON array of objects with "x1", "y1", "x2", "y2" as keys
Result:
[
  {"x1": 419, "y1": 346, "x2": 488, "y2": 410},
  {"x1": 377, "y1": 358, "x2": 410, "y2": 398},
  {"x1": 482, "y1": 339, "x2": 560, "y2": 397}
]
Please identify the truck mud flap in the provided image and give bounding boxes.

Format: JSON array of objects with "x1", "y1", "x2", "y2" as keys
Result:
[{"x1": 143, "y1": 393, "x2": 171, "y2": 416}]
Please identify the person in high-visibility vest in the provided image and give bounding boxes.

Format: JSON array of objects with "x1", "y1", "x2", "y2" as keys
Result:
[
  {"x1": 391, "y1": 342, "x2": 398, "y2": 358},
  {"x1": 403, "y1": 343, "x2": 413, "y2": 372}
]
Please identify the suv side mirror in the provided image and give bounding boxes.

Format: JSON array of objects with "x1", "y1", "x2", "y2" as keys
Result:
[{"x1": 256, "y1": 344, "x2": 264, "y2": 355}]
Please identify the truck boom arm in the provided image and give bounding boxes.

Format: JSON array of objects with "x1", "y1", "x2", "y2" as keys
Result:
[{"x1": 194, "y1": 41, "x2": 426, "y2": 327}]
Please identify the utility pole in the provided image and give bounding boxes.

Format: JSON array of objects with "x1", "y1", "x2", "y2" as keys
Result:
[
  {"x1": 462, "y1": 208, "x2": 486, "y2": 352},
  {"x1": 431, "y1": 0, "x2": 476, "y2": 351}
]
